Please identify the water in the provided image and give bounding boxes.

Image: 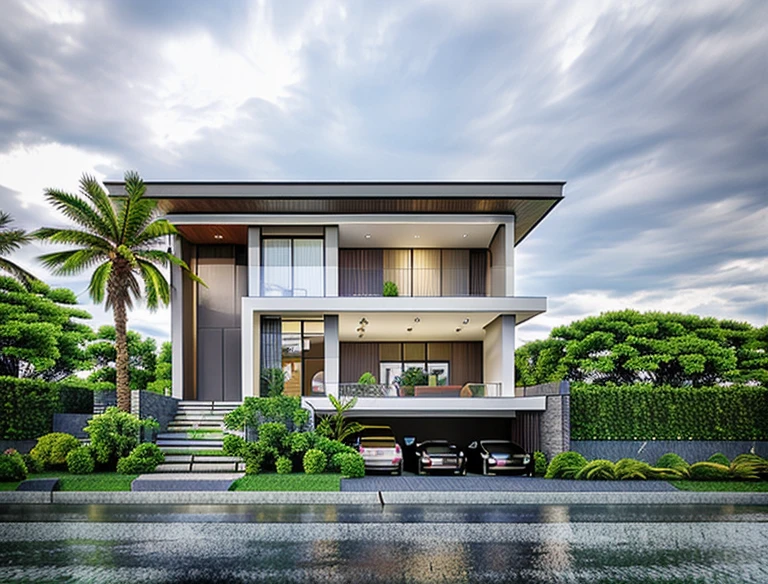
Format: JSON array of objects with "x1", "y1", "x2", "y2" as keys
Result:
[{"x1": 0, "y1": 504, "x2": 766, "y2": 583}]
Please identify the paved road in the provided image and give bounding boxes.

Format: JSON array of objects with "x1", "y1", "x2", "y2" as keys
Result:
[
  {"x1": 0, "y1": 503, "x2": 766, "y2": 583},
  {"x1": 341, "y1": 474, "x2": 677, "y2": 491}
]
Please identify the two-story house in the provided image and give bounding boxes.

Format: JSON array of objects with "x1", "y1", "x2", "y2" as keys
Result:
[{"x1": 104, "y1": 181, "x2": 564, "y2": 444}]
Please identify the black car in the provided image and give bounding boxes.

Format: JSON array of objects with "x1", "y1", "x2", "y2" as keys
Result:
[
  {"x1": 414, "y1": 440, "x2": 466, "y2": 475},
  {"x1": 467, "y1": 440, "x2": 534, "y2": 476}
]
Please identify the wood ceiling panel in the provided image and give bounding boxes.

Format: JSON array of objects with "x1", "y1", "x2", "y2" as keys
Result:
[{"x1": 176, "y1": 224, "x2": 248, "y2": 245}]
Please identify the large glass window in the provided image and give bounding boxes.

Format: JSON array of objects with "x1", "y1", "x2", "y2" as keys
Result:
[
  {"x1": 263, "y1": 238, "x2": 323, "y2": 296},
  {"x1": 280, "y1": 319, "x2": 325, "y2": 397}
]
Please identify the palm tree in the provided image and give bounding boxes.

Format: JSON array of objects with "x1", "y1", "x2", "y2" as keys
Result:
[
  {"x1": 0, "y1": 211, "x2": 38, "y2": 287},
  {"x1": 35, "y1": 171, "x2": 203, "y2": 411}
]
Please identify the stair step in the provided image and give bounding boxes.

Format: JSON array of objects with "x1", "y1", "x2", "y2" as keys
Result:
[
  {"x1": 157, "y1": 433, "x2": 225, "y2": 441},
  {"x1": 190, "y1": 463, "x2": 239, "y2": 472},
  {"x1": 156, "y1": 440, "x2": 224, "y2": 448}
]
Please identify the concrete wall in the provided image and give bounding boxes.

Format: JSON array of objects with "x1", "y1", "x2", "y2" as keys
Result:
[
  {"x1": 483, "y1": 315, "x2": 515, "y2": 395},
  {"x1": 131, "y1": 391, "x2": 178, "y2": 434},
  {"x1": 572, "y1": 440, "x2": 768, "y2": 463},
  {"x1": 53, "y1": 414, "x2": 92, "y2": 439}
]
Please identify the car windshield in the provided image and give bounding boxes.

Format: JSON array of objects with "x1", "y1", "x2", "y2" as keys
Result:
[
  {"x1": 424, "y1": 444, "x2": 454, "y2": 454},
  {"x1": 484, "y1": 443, "x2": 522, "y2": 456},
  {"x1": 361, "y1": 437, "x2": 396, "y2": 449},
  {"x1": 357, "y1": 426, "x2": 394, "y2": 439}
]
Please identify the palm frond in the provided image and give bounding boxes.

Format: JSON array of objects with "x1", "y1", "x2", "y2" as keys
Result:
[
  {"x1": 0, "y1": 258, "x2": 38, "y2": 287},
  {"x1": 79, "y1": 175, "x2": 120, "y2": 240},
  {"x1": 42, "y1": 189, "x2": 115, "y2": 239},
  {"x1": 33, "y1": 228, "x2": 113, "y2": 252},
  {"x1": 38, "y1": 248, "x2": 106, "y2": 276},
  {"x1": 88, "y1": 262, "x2": 112, "y2": 304},
  {"x1": 137, "y1": 260, "x2": 170, "y2": 310},
  {"x1": 0, "y1": 211, "x2": 12, "y2": 229},
  {"x1": 132, "y1": 219, "x2": 179, "y2": 246}
]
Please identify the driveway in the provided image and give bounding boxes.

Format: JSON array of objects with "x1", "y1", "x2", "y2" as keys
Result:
[{"x1": 341, "y1": 473, "x2": 677, "y2": 492}]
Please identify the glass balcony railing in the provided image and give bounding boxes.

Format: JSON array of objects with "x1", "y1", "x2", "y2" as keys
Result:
[
  {"x1": 338, "y1": 382, "x2": 502, "y2": 398},
  {"x1": 339, "y1": 268, "x2": 486, "y2": 297}
]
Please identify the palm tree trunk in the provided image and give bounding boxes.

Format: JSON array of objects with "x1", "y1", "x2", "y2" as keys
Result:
[{"x1": 114, "y1": 299, "x2": 130, "y2": 412}]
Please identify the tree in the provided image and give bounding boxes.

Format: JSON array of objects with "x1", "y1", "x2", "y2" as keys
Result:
[
  {"x1": 146, "y1": 341, "x2": 172, "y2": 395},
  {"x1": 0, "y1": 276, "x2": 91, "y2": 380},
  {"x1": 87, "y1": 325, "x2": 158, "y2": 392},
  {"x1": 35, "y1": 172, "x2": 202, "y2": 411},
  {"x1": 516, "y1": 310, "x2": 766, "y2": 388},
  {"x1": 0, "y1": 211, "x2": 37, "y2": 288}
]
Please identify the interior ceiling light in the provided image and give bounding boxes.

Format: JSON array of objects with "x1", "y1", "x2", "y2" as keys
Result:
[
  {"x1": 463, "y1": 318, "x2": 470, "y2": 325},
  {"x1": 455, "y1": 327, "x2": 462, "y2": 333},
  {"x1": 462, "y1": 233, "x2": 468, "y2": 238},
  {"x1": 406, "y1": 327, "x2": 413, "y2": 332},
  {"x1": 414, "y1": 317, "x2": 421, "y2": 323},
  {"x1": 364, "y1": 234, "x2": 372, "y2": 239},
  {"x1": 213, "y1": 234, "x2": 224, "y2": 240},
  {"x1": 414, "y1": 234, "x2": 421, "y2": 239},
  {"x1": 359, "y1": 318, "x2": 369, "y2": 326}
]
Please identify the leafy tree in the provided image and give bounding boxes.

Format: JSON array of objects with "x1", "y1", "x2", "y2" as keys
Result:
[
  {"x1": 87, "y1": 325, "x2": 158, "y2": 391},
  {"x1": 516, "y1": 310, "x2": 766, "y2": 387},
  {"x1": 0, "y1": 211, "x2": 37, "y2": 288},
  {"x1": 146, "y1": 341, "x2": 171, "y2": 394},
  {"x1": 0, "y1": 276, "x2": 91, "y2": 380},
  {"x1": 35, "y1": 172, "x2": 202, "y2": 411}
]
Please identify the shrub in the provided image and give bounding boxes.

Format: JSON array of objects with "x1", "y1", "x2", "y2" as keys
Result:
[
  {"x1": 116, "y1": 443, "x2": 165, "y2": 474},
  {"x1": 0, "y1": 377, "x2": 58, "y2": 439},
  {"x1": 30, "y1": 432, "x2": 81, "y2": 468},
  {"x1": 257, "y1": 422, "x2": 288, "y2": 450},
  {"x1": 66, "y1": 446, "x2": 95, "y2": 475},
  {"x1": 689, "y1": 461, "x2": 731, "y2": 481},
  {"x1": 614, "y1": 458, "x2": 652, "y2": 480},
  {"x1": 22, "y1": 453, "x2": 43, "y2": 474},
  {"x1": 576, "y1": 459, "x2": 616, "y2": 480},
  {"x1": 533, "y1": 451, "x2": 548, "y2": 477},
  {"x1": 85, "y1": 407, "x2": 158, "y2": 468},
  {"x1": 732, "y1": 454, "x2": 768, "y2": 479},
  {"x1": 315, "y1": 437, "x2": 357, "y2": 471},
  {"x1": 334, "y1": 452, "x2": 365, "y2": 478},
  {"x1": 358, "y1": 372, "x2": 377, "y2": 385},
  {"x1": 656, "y1": 453, "x2": 690, "y2": 473},
  {"x1": 286, "y1": 432, "x2": 313, "y2": 456},
  {"x1": 303, "y1": 449, "x2": 327, "y2": 474},
  {"x1": 707, "y1": 453, "x2": 730, "y2": 466},
  {"x1": 571, "y1": 383, "x2": 768, "y2": 440},
  {"x1": 223, "y1": 434, "x2": 246, "y2": 457},
  {"x1": 224, "y1": 396, "x2": 310, "y2": 433},
  {"x1": 260, "y1": 368, "x2": 286, "y2": 397},
  {"x1": 646, "y1": 466, "x2": 686, "y2": 480},
  {"x1": 242, "y1": 442, "x2": 276, "y2": 475},
  {"x1": 545, "y1": 451, "x2": 587, "y2": 479},
  {"x1": 0, "y1": 449, "x2": 28, "y2": 481},
  {"x1": 383, "y1": 281, "x2": 399, "y2": 297},
  {"x1": 275, "y1": 456, "x2": 293, "y2": 474}
]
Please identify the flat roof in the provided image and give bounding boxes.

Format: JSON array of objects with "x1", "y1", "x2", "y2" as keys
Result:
[{"x1": 103, "y1": 180, "x2": 565, "y2": 245}]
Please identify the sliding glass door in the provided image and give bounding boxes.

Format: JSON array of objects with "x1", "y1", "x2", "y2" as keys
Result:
[{"x1": 262, "y1": 238, "x2": 323, "y2": 296}]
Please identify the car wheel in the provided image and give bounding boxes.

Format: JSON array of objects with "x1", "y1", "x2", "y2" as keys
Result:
[
  {"x1": 482, "y1": 460, "x2": 488, "y2": 476},
  {"x1": 396, "y1": 462, "x2": 403, "y2": 476},
  {"x1": 460, "y1": 466, "x2": 467, "y2": 476},
  {"x1": 417, "y1": 461, "x2": 424, "y2": 475}
]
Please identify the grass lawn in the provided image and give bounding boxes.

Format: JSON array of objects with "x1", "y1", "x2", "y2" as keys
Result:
[
  {"x1": 671, "y1": 480, "x2": 768, "y2": 492},
  {"x1": 0, "y1": 471, "x2": 137, "y2": 492},
  {"x1": 230, "y1": 473, "x2": 341, "y2": 492}
]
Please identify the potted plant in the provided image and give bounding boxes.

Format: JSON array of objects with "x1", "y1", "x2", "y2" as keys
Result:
[{"x1": 383, "y1": 281, "x2": 399, "y2": 297}]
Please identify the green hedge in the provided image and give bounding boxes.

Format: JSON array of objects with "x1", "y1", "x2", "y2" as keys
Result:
[
  {"x1": 0, "y1": 377, "x2": 60, "y2": 439},
  {"x1": 571, "y1": 383, "x2": 768, "y2": 440}
]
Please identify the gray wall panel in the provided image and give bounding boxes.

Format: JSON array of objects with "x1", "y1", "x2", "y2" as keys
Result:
[
  {"x1": 198, "y1": 329, "x2": 223, "y2": 401},
  {"x1": 223, "y1": 328, "x2": 242, "y2": 401}
]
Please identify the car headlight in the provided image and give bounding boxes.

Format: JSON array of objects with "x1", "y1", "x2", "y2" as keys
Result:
[
  {"x1": 523, "y1": 455, "x2": 531, "y2": 464},
  {"x1": 488, "y1": 457, "x2": 496, "y2": 465}
]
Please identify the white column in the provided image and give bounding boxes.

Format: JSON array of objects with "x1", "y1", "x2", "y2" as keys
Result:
[
  {"x1": 325, "y1": 226, "x2": 338, "y2": 297},
  {"x1": 324, "y1": 314, "x2": 339, "y2": 398},
  {"x1": 248, "y1": 227, "x2": 261, "y2": 297},
  {"x1": 242, "y1": 310, "x2": 260, "y2": 399},
  {"x1": 504, "y1": 218, "x2": 515, "y2": 296},
  {"x1": 171, "y1": 236, "x2": 184, "y2": 399},
  {"x1": 483, "y1": 314, "x2": 516, "y2": 396}
]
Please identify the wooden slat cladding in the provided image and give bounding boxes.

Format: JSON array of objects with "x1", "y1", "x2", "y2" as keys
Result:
[
  {"x1": 340, "y1": 343, "x2": 380, "y2": 382},
  {"x1": 510, "y1": 412, "x2": 541, "y2": 453},
  {"x1": 339, "y1": 249, "x2": 383, "y2": 296},
  {"x1": 450, "y1": 342, "x2": 483, "y2": 386},
  {"x1": 177, "y1": 224, "x2": 248, "y2": 245}
]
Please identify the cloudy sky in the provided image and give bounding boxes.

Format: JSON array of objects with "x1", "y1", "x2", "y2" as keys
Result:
[{"x1": 0, "y1": 0, "x2": 766, "y2": 345}]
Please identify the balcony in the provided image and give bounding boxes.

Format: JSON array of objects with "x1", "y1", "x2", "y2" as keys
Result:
[
  {"x1": 340, "y1": 268, "x2": 487, "y2": 298},
  {"x1": 338, "y1": 382, "x2": 502, "y2": 398}
]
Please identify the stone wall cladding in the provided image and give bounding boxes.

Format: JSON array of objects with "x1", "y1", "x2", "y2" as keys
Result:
[
  {"x1": 519, "y1": 382, "x2": 571, "y2": 461},
  {"x1": 52, "y1": 414, "x2": 92, "y2": 438},
  {"x1": 93, "y1": 390, "x2": 117, "y2": 414},
  {"x1": 572, "y1": 440, "x2": 768, "y2": 463},
  {"x1": 133, "y1": 391, "x2": 178, "y2": 433},
  {"x1": 0, "y1": 440, "x2": 37, "y2": 454}
]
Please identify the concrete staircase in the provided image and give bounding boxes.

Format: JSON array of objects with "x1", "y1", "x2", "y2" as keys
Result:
[{"x1": 154, "y1": 401, "x2": 245, "y2": 473}]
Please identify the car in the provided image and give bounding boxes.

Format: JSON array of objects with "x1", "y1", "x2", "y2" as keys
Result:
[
  {"x1": 353, "y1": 425, "x2": 403, "y2": 475},
  {"x1": 414, "y1": 440, "x2": 466, "y2": 475},
  {"x1": 467, "y1": 440, "x2": 534, "y2": 476}
]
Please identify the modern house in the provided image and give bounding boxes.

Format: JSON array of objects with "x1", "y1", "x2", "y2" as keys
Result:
[{"x1": 104, "y1": 181, "x2": 565, "y2": 444}]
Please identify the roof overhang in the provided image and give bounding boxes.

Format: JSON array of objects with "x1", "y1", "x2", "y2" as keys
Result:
[
  {"x1": 103, "y1": 181, "x2": 565, "y2": 245},
  {"x1": 304, "y1": 396, "x2": 547, "y2": 417}
]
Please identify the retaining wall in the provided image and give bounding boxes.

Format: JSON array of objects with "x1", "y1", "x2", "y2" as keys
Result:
[{"x1": 571, "y1": 440, "x2": 768, "y2": 463}]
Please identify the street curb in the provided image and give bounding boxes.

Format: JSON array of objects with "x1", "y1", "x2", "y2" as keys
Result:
[{"x1": 0, "y1": 490, "x2": 766, "y2": 506}]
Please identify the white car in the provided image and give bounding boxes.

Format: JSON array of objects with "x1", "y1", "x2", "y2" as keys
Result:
[{"x1": 354, "y1": 425, "x2": 403, "y2": 475}]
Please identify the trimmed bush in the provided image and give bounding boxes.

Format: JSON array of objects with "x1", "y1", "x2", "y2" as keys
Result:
[
  {"x1": 116, "y1": 443, "x2": 165, "y2": 474},
  {"x1": 545, "y1": 451, "x2": 587, "y2": 479},
  {"x1": 224, "y1": 396, "x2": 310, "y2": 433},
  {"x1": 257, "y1": 422, "x2": 289, "y2": 450},
  {"x1": 0, "y1": 377, "x2": 58, "y2": 439},
  {"x1": 0, "y1": 449, "x2": 28, "y2": 481},
  {"x1": 732, "y1": 454, "x2": 768, "y2": 479},
  {"x1": 689, "y1": 461, "x2": 731, "y2": 481},
  {"x1": 303, "y1": 449, "x2": 327, "y2": 474},
  {"x1": 334, "y1": 452, "x2": 365, "y2": 478},
  {"x1": 242, "y1": 442, "x2": 276, "y2": 475},
  {"x1": 707, "y1": 453, "x2": 730, "y2": 466},
  {"x1": 22, "y1": 453, "x2": 43, "y2": 474},
  {"x1": 571, "y1": 383, "x2": 768, "y2": 440},
  {"x1": 314, "y1": 437, "x2": 357, "y2": 471},
  {"x1": 576, "y1": 459, "x2": 616, "y2": 480},
  {"x1": 614, "y1": 458, "x2": 652, "y2": 480},
  {"x1": 85, "y1": 407, "x2": 158, "y2": 468},
  {"x1": 533, "y1": 451, "x2": 548, "y2": 477},
  {"x1": 223, "y1": 434, "x2": 246, "y2": 457},
  {"x1": 30, "y1": 432, "x2": 81, "y2": 468},
  {"x1": 66, "y1": 446, "x2": 95, "y2": 475},
  {"x1": 275, "y1": 456, "x2": 293, "y2": 474},
  {"x1": 286, "y1": 432, "x2": 313, "y2": 456},
  {"x1": 383, "y1": 281, "x2": 399, "y2": 297},
  {"x1": 655, "y1": 453, "x2": 690, "y2": 473}
]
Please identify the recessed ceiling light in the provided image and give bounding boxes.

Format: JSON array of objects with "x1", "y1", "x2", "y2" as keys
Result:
[
  {"x1": 414, "y1": 317, "x2": 420, "y2": 323},
  {"x1": 414, "y1": 235, "x2": 421, "y2": 239},
  {"x1": 455, "y1": 327, "x2": 462, "y2": 333},
  {"x1": 462, "y1": 233, "x2": 468, "y2": 238},
  {"x1": 406, "y1": 327, "x2": 413, "y2": 332},
  {"x1": 463, "y1": 318, "x2": 470, "y2": 325},
  {"x1": 364, "y1": 234, "x2": 371, "y2": 239},
  {"x1": 213, "y1": 234, "x2": 224, "y2": 240}
]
